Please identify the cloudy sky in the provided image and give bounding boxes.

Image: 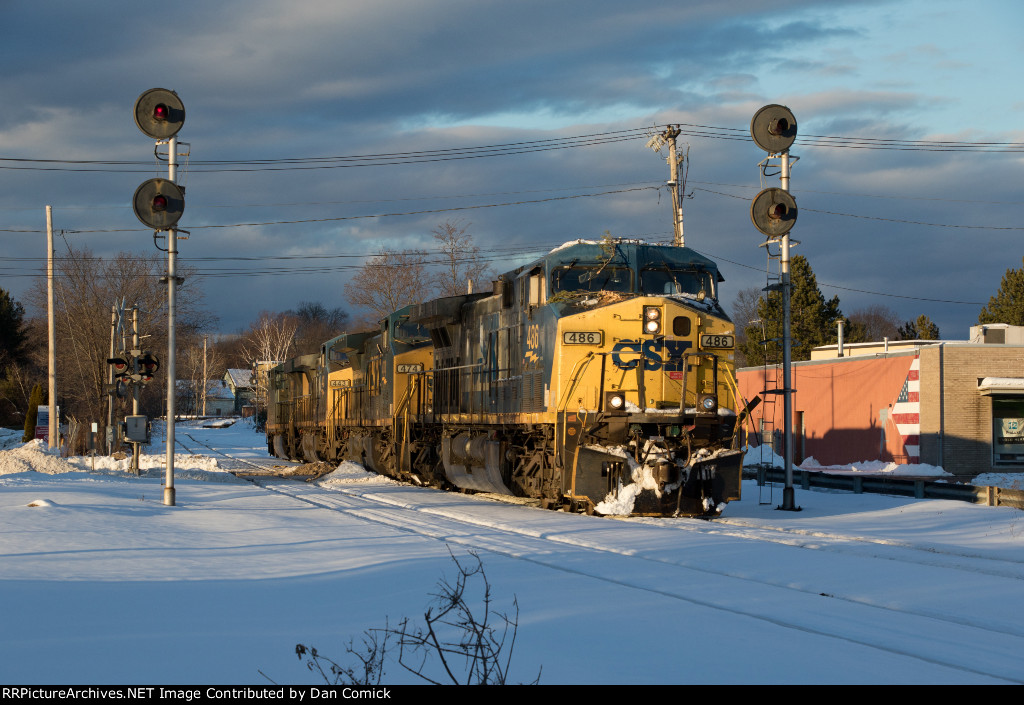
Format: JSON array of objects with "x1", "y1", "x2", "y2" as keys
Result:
[{"x1": 1, "y1": 0, "x2": 1021, "y2": 338}]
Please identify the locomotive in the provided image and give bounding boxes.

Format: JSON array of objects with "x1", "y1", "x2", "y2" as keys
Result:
[{"x1": 266, "y1": 237, "x2": 743, "y2": 516}]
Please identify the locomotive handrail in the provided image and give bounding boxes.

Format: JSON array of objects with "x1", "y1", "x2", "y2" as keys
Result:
[
  {"x1": 556, "y1": 352, "x2": 603, "y2": 469},
  {"x1": 392, "y1": 373, "x2": 418, "y2": 473}
]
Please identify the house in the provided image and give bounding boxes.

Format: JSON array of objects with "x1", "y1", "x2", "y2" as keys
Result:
[
  {"x1": 736, "y1": 325, "x2": 1024, "y2": 480},
  {"x1": 224, "y1": 368, "x2": 255, "y2": 417},
  {"x1": 175, "y1": 379, "x2": 236, "y2": 418}
]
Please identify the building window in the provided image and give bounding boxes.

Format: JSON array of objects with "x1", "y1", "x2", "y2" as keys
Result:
[{"x1": 992, "y1": 397, "x2": 1024, "y2": 465}]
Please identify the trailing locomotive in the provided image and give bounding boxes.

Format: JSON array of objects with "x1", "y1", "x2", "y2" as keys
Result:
[{"x1": 266, "y1": 238, "x2": 743, "y2": 516}]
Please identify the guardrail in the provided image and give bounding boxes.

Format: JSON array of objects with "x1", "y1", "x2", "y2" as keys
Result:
[{"x1": 743, "y1": 465, "x2": 1024, "y2": 510}]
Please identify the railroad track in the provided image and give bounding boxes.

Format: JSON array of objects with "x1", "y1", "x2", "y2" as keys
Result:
[
  {"x1": 241, "y1": 471, "x2": 1024, "y2": 683},
  {"x1": 166, "y1": 438, "x2": 1024, "y2": 682}
]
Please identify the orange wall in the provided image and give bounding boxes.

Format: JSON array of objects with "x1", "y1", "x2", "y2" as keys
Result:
[{"x1": 737, "y1": 355, "x2": 916, "y2": 465}]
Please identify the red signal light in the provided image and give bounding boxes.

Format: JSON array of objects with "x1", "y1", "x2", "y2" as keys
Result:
[
  {"x1": 152, "y1": 194, "x2": 168, "y2": 212},
  {"x1": 153, "y1": 103, "x2": 169, "y2": 121}
]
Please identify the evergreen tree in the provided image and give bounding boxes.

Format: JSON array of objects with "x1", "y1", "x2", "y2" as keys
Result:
[
  {"x1": 739, "y1": 255, "x2": 845, "y2": 366},
  {"x1": 0, "y1": 287, "x2": 27, "y2": 368},
  {"x1": 22, "y1": 382, "x2": 44, "y2": 442},
  {"x1": 897, "y1": 315, "x2": 940, "y2": 340},
  {"x1": 979, "y1": 258, "x2": 1024, "y2": 325}
]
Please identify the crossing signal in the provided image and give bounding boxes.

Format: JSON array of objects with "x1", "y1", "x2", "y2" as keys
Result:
[
  {"x1": 133, "y1": 178, "x2": 184, "y2": 230},
  {"x1": 138, "y1": 352, "x2": 160, "y2": 384},
  {"x1": 134, "y1": 88, "x2": 185, "y2": 140},
  {"x1": 108, "y1": 353, "x2": 131, "y2": 380}
]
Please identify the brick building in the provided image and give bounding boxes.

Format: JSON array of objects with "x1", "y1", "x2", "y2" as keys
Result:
[{"x1": 737, "y1": 325, "x2": 1024, "y2": 479}]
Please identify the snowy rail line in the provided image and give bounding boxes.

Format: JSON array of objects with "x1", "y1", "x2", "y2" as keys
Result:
[
  {"x1": 4, "y1": 421, "x2": 1023, "y2": 684},
  {"x1": 244, "y1": 470, "x2": 1024, "y2": 684}
]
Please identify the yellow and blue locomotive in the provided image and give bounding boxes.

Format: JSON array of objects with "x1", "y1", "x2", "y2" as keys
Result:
[{"x1": 267, "y1": 238, "x2": 743, "y2": 516}]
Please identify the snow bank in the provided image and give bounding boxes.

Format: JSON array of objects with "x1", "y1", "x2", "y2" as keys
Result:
[
  {"x1": 741, "y1": 444, "x2": 953, "y2": 479},
  {"x1": 318, "y1": 460, "x2": 401, "y2": 487},
  {"x1": 0, "y1": 439, "x2": 246, "y2": 484},
  {"x1": 801, "y1": 456, "x2": 950, "y2": 478}
]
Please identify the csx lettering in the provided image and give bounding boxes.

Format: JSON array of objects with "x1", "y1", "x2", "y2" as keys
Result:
[{"x1": 611, "y1": 339, "x2": 692, "y2": 371}]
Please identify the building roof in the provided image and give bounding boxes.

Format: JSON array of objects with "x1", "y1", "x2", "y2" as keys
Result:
[{"x1": 225, "y1": 369, "x2": 253, "y2": 389}]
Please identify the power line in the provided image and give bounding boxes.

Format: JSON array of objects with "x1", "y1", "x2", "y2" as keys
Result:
[{"x1": 1, "y1": 122, "x2": 1022, "y2": 173}]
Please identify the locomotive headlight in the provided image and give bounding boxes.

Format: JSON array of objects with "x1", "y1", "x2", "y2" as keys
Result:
[
  {"x1": 698, "y1": 394, "x2": 718, "y2": 414},
  {"x1": 606, "y1": 392, "x2": 626, "y2": 412},
  {"x1": 643, "y1": 306, "x2": 662, "y2": 334}
]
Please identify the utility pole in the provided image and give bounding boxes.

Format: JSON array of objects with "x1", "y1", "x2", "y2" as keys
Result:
[
  {"x1": 646, "y1": 126, "x2": 687, "y2": 247},
  {"x1": 46, "y1": 206, "x2": 57, "y2": 450},
  {"x1": 202, "y1": 334, "x2": 208, "y2": 417}
]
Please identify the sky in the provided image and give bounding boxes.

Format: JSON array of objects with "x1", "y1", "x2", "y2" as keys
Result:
[
  {"x1": 2, "y1": 420, "x2": 1023, "y2": 684},
  {"x1": 1, "y1": 0, "x2": 1021, "y2": 338}
]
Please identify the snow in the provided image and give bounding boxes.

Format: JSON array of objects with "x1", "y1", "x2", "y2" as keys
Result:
[
  {"x1": 742, "y1": 444, "x2": 954, "y2": 480},
  {"x1": 1, "y1": 420, "x2": 1023, "y2": 685}
]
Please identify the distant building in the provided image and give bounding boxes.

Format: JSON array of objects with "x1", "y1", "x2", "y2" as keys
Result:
[
  {"x1": 737, "y1": 325, "x2": 1024, "y2": 480},
  {"x1": 175, "y1": 379, "x2": 235, "y2": 417},
  {"x1": 224, "y1": 369, "x2": 255, "y2": 416}
]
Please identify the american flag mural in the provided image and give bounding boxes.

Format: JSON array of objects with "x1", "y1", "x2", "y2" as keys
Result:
[{"x1": 890, "y1": 355, "x2": 921, "y2": 463}]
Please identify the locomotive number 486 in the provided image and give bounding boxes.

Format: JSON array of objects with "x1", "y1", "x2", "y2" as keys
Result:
[
  {"x1": 700, "y1": 334, "x2": 734, "y2": 349},
  {"x1": 563, "y1": 331, "x2": 603, "y2": 345}
]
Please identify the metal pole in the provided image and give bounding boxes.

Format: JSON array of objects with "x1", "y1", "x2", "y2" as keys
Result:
[
  {"x1": 779, "y1": 151, "x2": 797, "y2": 511},
  {"x1": 46, "y1": 206, "x2": 57, "y2": 450},
  {"x1": 164, "y1": 135, "x2": 177, "y2": 507},
  {"x1": 107, "y1": 306, "x2": 116, "y2": 454},
  {"x1": 132, "y1": 306, "x2": 141, "y2": 475}
]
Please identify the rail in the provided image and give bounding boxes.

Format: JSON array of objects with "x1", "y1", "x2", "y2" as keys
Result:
[{"x1": 744, "y1": 465, "x2": 1024, "y2": 510}]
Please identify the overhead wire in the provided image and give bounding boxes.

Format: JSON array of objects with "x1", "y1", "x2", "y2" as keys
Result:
[{"x1": 1, "y1": 122, "x2": 1022, "y2": 174}]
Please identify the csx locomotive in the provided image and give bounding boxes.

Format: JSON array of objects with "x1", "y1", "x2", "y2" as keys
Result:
[{"x1": 266, "y1": 238, "x2": 743, "y2": 516}]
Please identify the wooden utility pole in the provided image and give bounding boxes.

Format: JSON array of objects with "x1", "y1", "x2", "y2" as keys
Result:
[{"x1": 46, "y1": 206, "x2": 57, "y2": 449}]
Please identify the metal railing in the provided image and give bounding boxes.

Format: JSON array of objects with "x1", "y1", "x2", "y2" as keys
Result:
[{"x1": 744, "y1": 465, "x2": 1024, "y2": 510}]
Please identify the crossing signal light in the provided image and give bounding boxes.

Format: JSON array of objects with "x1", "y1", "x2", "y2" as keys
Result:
[
  {"x1": 134, "y1": 88, "x2": 185, "y2": 140},
  {"x1": 133, "y1": 178, "x2": 184, "y2": 230},
  {"x1": 108, "y1": 354, "x2": 131, "y2": 380},
  {"x1": 138, "y1": 352, "x2": 160, "y2": 384}
]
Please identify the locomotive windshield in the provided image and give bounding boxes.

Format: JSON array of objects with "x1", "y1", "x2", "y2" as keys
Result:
[
  {"x1": 393, "y1": 317, "x2": 430, "y2": 345},
  {"x1": 640, "y1": 266, "x2": 715, "y2": 299},
  {"x1": 550, "y1": 265, "x2": 633, "y2": 294}
]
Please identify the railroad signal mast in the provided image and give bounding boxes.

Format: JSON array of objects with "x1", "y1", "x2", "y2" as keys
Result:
[
  {"x1": 750, "y1": 104, "x2": 801, "y2": 512},
  {"x1": 106, "y1": 304, "x2": 160, "y2": 475},
  {"x1": 132, "y1": 88, "x2": 185, "y2": 507}
]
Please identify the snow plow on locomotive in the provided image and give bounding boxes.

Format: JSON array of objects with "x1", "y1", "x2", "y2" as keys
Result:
[{"x1": 266, "y1": 239, "x2": 743, "y2": 517}]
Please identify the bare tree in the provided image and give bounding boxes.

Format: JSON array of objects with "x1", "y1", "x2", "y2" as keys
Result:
[
  {"x1": 432, "y1": 220, "x2": 492, "y2": 297},
  {"x1": 239, "y1": 312, "x2": 299, "y2": 413},
  {"x1": 848, "y1": 304, "x2": 901, "y2": 342},
  {"x1": 730, "y1": 286, "x2": 762, "y2": 368},
  {"x1": 287, "y1": 301, "x2": 349, "y2": 356},
  {"x1": 179, "y1": 337, "x2": 226, "y2": 416},
  {"x1": 345, "y1": 249, "x2": 433, "y2": 327},
  {"x1": 22, "y1": 244, "x2": 212, "y2": 425}
]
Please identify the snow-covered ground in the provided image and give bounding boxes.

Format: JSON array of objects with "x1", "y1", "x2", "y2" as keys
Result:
[{"x1": 1, "y1": 420, "x2": 1023, "y2": 685}]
